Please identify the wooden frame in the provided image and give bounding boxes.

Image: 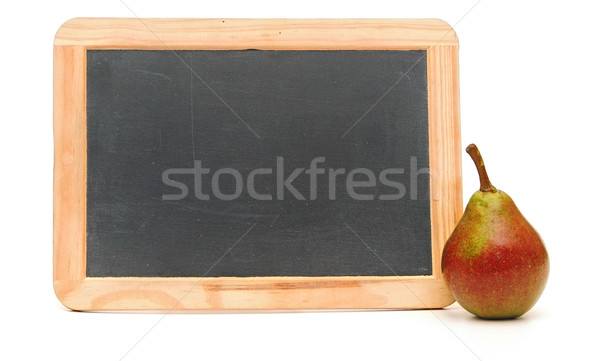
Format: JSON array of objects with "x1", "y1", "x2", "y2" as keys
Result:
[{"x1": 54, "y1": 18, "x2": 462, "y2": 310}]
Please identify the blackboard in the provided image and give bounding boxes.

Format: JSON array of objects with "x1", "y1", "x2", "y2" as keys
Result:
[
  {"x1": 54, "y1": 18, "x2": 461, "y2": 310},
  {"x1": 86, "y1": 49, "x2": 432, "y2": 277}
]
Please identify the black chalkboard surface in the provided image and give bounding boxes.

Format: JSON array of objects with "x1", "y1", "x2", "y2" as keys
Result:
[{"x1": 86, "y1": 50, "x2": 431, "y2": 277}]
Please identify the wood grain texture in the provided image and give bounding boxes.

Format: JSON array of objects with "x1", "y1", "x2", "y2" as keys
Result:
[
  {"x1": 53, "y1": 45, "x2": 87, "y2": 284},
  {"x1": 54, "y1": 277, "x2": 451, "y2": 310},
  {"x1": 53, "y1": 18, "x2": 461, "y2": 310},
  {"x1": 428, "y1": 45, "x2": 463, "y2": 279},
  {"x1": 54, "y1": 18, "x2": 458, "y2": 49}
]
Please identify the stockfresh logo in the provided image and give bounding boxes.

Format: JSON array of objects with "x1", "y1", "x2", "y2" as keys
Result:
[{"x1": 162, "y1": 156, "x2": 429, "y2": 201}]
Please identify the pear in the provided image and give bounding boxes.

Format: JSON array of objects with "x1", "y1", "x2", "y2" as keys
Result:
[{"x1": 442, "y1": 144, "x2": 549, "y2": 319}]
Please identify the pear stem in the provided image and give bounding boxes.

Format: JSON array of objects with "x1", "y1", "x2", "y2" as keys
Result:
[{"x1": 466, "y1": 144, "x2": 497, "y2": 193}]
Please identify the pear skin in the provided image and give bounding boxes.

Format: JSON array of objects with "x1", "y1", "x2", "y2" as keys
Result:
[{"x1": 442, "y1": 144, "x2": 549, "y2": 319}]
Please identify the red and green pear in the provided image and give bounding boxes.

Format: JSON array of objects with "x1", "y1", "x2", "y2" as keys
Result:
[{"x1": 442, "y1": 144, "x2": 549, "y2": 319}]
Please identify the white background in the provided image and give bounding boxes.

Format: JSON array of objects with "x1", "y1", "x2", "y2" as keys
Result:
[{"x1": 1, "y1": 1, "x2": 597, "y2": 360}]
